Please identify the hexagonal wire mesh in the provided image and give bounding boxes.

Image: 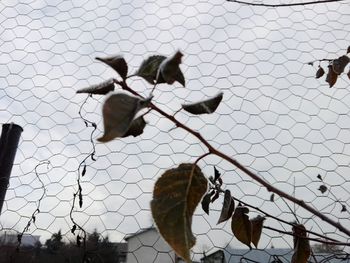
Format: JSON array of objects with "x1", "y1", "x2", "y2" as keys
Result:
[{"x1": 0, "y1": 0, "x2": 350, "y2": 262}]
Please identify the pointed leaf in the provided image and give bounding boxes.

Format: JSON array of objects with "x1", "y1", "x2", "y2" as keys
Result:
[
  {"x1": 137, "y1": 55, "x2": 166, "y2": 84},
  {"x1": 97, "y1": 93, "x2": 152, "y2": 142},
  {"x1": 270, "y1": 193, "x2": 275, "y2": 202},
  {"x1": 341, "y1": 204, "x2": 347, "y2": 212},
  {"x1": 122, "y1": 116, "x2": 147, "y2": 138},
  {"x1": 217, "y1": 190, "x2": 235, "y2": 224},
  {"x1": 316, "y1": 66, "x2": 325, "y2": 79},
  {"x1": 151, "y1": 163, "x2": 208, "y2": 263},
  {"x1": 326, "y1": 65, "x2": 338, "y2": 88},
  {"x1": 96, "y1": 55, "x2": 128, "y2": 79},
  {"x1": 76, "y1": 79, "x2": 115, "y2": 95},
  {"x1": 231, "y1": 206, "x2": 251, "y2": 248},
  {"x1": 317, "y1": 174, "x2": 322, "y2": 181},
  {"x1": 332, "y1": 55, "x2": 349, "y2": 75},
  {"x1": 251, "y1": 215, "x2": 265, "y2": 248},
  {"x1": 158, "y1": 51, "x2": 185, "y2": 86},
  {"x1": 211, "y1": 191, "x2": 220, "y2": 203},
  {"x1": 318, "y1": 185, "x2": 327, "y2": 194},
  {"x1": 347, "y1": 69, "x2": 350, "y2": 80},
  {"x1": 201, "y1": 192, "x2": 211, "y2": 215},
  {"x1": 291, "y1": 224, "x2": 310, "y2": 263},
  {"x1": 182, "y1": 92, "x2": 223, "y2": 115},
  {"x1": 214, "y1": 166, "x2": 221, "y2": 181}
]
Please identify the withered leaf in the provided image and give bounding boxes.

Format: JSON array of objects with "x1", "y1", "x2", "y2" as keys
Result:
[
  {"x1": 332, "y1": 55, "x2": 349, "y2": 75},
  {"x1": 122, "y1": 116, "x2": 147, "y2": 138},
  {"x1": 211, "y1": 191, "x2": 220, "y2": 203},
  {"x1": 201, "y1": 192, "x2": 212, "y2": 215},
  {"x1": 326, "y1": 65, "x2": 338, "y2": 88},
  {"x1": 231, "y1": 206, "x2": 251, "y2": 249},
  {"x1": 76, "y1": 79, "x2": 115, "y2": 95},
  {"x1": 318, "y1": 185, "x2": 327, "y2": 194},
  {"x1": 97, "y1": 93, "x2": 152, "y2": 142},
  {"x1": 182, "y1": 92, "x2": 223, "y2": 115},
  {"x1": 71, "y1": 225, "x2": 77, "y2": 235},
  {"x1": 317, "y1": 174, "x2": 322, "y2": 181},
  {"x1": 291, "y1": 224, "x2": 310, "y2": 263},
  {"x1": 270, "y1": 193, "x2": 275, "y2": 202},
  {"x1": 151, "y1": 163, "x2": 207, "y2": 263},
  {"x1": 251, "y1": 215, "x2": 265, "y2": 248},
  {"x1": 96, "y1": 55, "x2": 128, "y2": 79},
  {"x1": 341, "y1": 204, "x2": 347, "y2": 212},
  {"x1": 137, "y1": 55, "x2": 166, "y2": 85},
  {"x1": 316, "y1": 66, "x2": 325, "y2": 79},
  {"x1": 217, "y1": 190, "x2": 235, "y2": 224},
  {"x1": 214, "y1": 166, "x2": 221, "y2": 181},
  {"x1": 158, "y1": 51, "x2": 185, "y2": 86}
]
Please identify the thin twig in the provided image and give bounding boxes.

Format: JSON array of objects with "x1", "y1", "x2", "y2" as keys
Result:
[{"x1": 227, "y1": 0, "x2": 344, "y2": 7}]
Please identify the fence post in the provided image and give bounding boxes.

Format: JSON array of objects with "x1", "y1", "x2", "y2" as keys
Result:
[{"x1": 0, "y1": 123, "x2": 23, "y2": 215}]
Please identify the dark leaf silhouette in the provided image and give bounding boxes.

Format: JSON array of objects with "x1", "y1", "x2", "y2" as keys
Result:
[
  {"x1": 326, "y1": 65, "x2": 338, "y2": 88},
  {"x1": 137, "y1": 55, "x2": 166, "y2": 84},
  {"x1": 231, "y1": 206, "x2": 251, "y2": 249},
  {"x1": 182, "y1": 92, "x2": 223, "y2": 115},
  {"x1": 316, "y1": 66, "x2": 325, "y2": 79},
  {"x1": 347, "y1": 46, "x2": 350, "y2": 54},
  {"x1": 98, "y1": 93, "x2": 152, "y2": 142},
  {"x1": 332, "y1": 55, "x2": 349, "y2": 75},
  {"x1": 317, "y1": 174, "x2": 322, "y2": 181},
  {"x1": 158, "y1": 51, "x2": 185, "y2": 86},
  {"x1": 347, "y1": 69, "x2": 350, "y2": 80},
  {"x1": 71, "y1": 225, "x2": 77, "y2": 234},
  {"x1": 201, "y1": 192, "x2": 212, "y2": 215},
  {"x1": 341, "y1": 204, "x2": 347, "y2": 212},
  {"x1": 251, "y1": 215, "x2": 265, "y2": 248},
  {"x1": 217, "y1": 190, "x2": 235, "y2": 224},
  {"x1": 291, "y1": 224, "x2": 310, "y2": 263},
  {"x1": 96, "y1": 55, "x2": 128, "y2": 79},
  {"x1": 211, "y1": 191, "x2": 220, "y2": 203},
  {"x1": 318, "y1": 185, "x2": 327, "y2": 194},
  {"x1": 76, "y1": 79, "x2": 115, "y2": 95},
  {"x1": 151, "y1": 163, "x2": 207, "y2": 263},
  {"x1": 82, "y1": 165, "x2": 86, "y2": 177},
  {"x1": 270, "y1": 193, "x2": 275, "y2": 202},
  {"x1": 122, "y1": 116, "x2": 147, "y2": 138},
  {"x1": 214, "y1": 166, "x2": 221, "y2": 181}
]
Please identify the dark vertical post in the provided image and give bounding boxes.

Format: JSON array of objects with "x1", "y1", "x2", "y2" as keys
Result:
[{"x1": 0, "y1": 123, "x2": 23, "y2": 215}]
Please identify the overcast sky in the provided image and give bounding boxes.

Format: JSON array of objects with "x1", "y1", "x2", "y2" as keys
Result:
[{"x1": 1, "y1": 0, "x2": 350, "y2": 255}]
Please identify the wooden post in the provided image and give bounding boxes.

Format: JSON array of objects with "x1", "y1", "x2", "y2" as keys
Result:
[{"x1": 0, "y1": 123, "x2": 23, "y2": 215}]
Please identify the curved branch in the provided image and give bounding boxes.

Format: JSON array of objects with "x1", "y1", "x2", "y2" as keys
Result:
[
  {"x1": 117, "y1": 79, "x2": 350, "y2": 237},
  {"x1": 226, "y1": 0, "x2": 344, "y2": 7}
]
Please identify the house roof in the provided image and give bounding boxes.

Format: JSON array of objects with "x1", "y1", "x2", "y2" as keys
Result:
[{"x1": 124, "y1": 226, "x2": 156, "y2": 240}]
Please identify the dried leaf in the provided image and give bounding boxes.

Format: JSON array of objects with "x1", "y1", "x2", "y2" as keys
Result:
[
  {"x1": 158, "y1": 51, "x2": 185, "y2": 86},
  {"x1": 211, "y1": 191, "x2": 220, "y2": 203},
  {"x1": 347, "y1": 69, "x2": 350, "y2": 80},
  {"x1": 201, "y1": 192, "x2": 212, "y2": 215},
  {"x1": 122, "y1": 116, "x2": 147, "y2": 138},
  {"x1": 71, "y1": 225, "x2": 77, "y2": 235},
  {"x1": 317, "y1": 174, "x2": 322, "y2": 181},
  {"x1": 318, "y1": 185, "x2": 327, "y2": 194},
  {"x1": 151, "y1": 163, "x2": 208, "y2": 263},
  {"x1": 251, "y1": 215, "x2": 265, "y2": 248},
  {"x1": 97, "y1": 93, "x2": 152, "y2": 142},
  {"x1": 96, "y1": 55, "x2": 128, "y2": 79},
  {"x1": 270, "y1": 193, "x2": 275, "y2": 202},
  {"x1": 347, "y1": 46, "x2": 350, "y2": 54},
  {"x1": 231, "y1": 206, "x2": 251, "y2": 249},
  {"x1": 82, "y1": 165, "x2": 86, "y2": 177},
  {"x1": 137, "y1": 55, "x2": 166, "y2": 84},
  {"x1": 332, "y1": 55, "x2": 349, "y2": 75},
  {"x1": 326, "y1": 65, "x2": 338, "y2": 88},
  {"x1": 316, "y1": 66, "x2": 325, "y2": 79},
  {"x1": 214, "y1": 166, "x2": 221, "y2": 181},
  {"x1": 341, "y1": 204, "x2": 347, "y2": 212},
  {"x1": 182, "y1": 92, "x2": 223, "y2": 115},
  {"x1": 291, "y1": 224, "x2": 310, "y2": 263},
  {"x1": 76, "y1": 79, "x2": 115, "y2": 95},
  {"x1": 217, "y1": 190, "x2": 235, "y2": 224}
]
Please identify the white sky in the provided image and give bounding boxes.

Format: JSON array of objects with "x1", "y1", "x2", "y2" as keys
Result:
[{"x1": 0, "y1": 0, "x2": 350, "y2": 255}]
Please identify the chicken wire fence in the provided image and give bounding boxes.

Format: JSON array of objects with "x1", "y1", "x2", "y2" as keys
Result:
[{"x1": 0, "y1": 0, "x2": 350, "y2": 262}]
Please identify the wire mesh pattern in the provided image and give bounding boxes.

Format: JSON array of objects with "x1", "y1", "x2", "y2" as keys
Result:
[{"x1": 1, "y1": 0, "x2": 350, "y2": 262}]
